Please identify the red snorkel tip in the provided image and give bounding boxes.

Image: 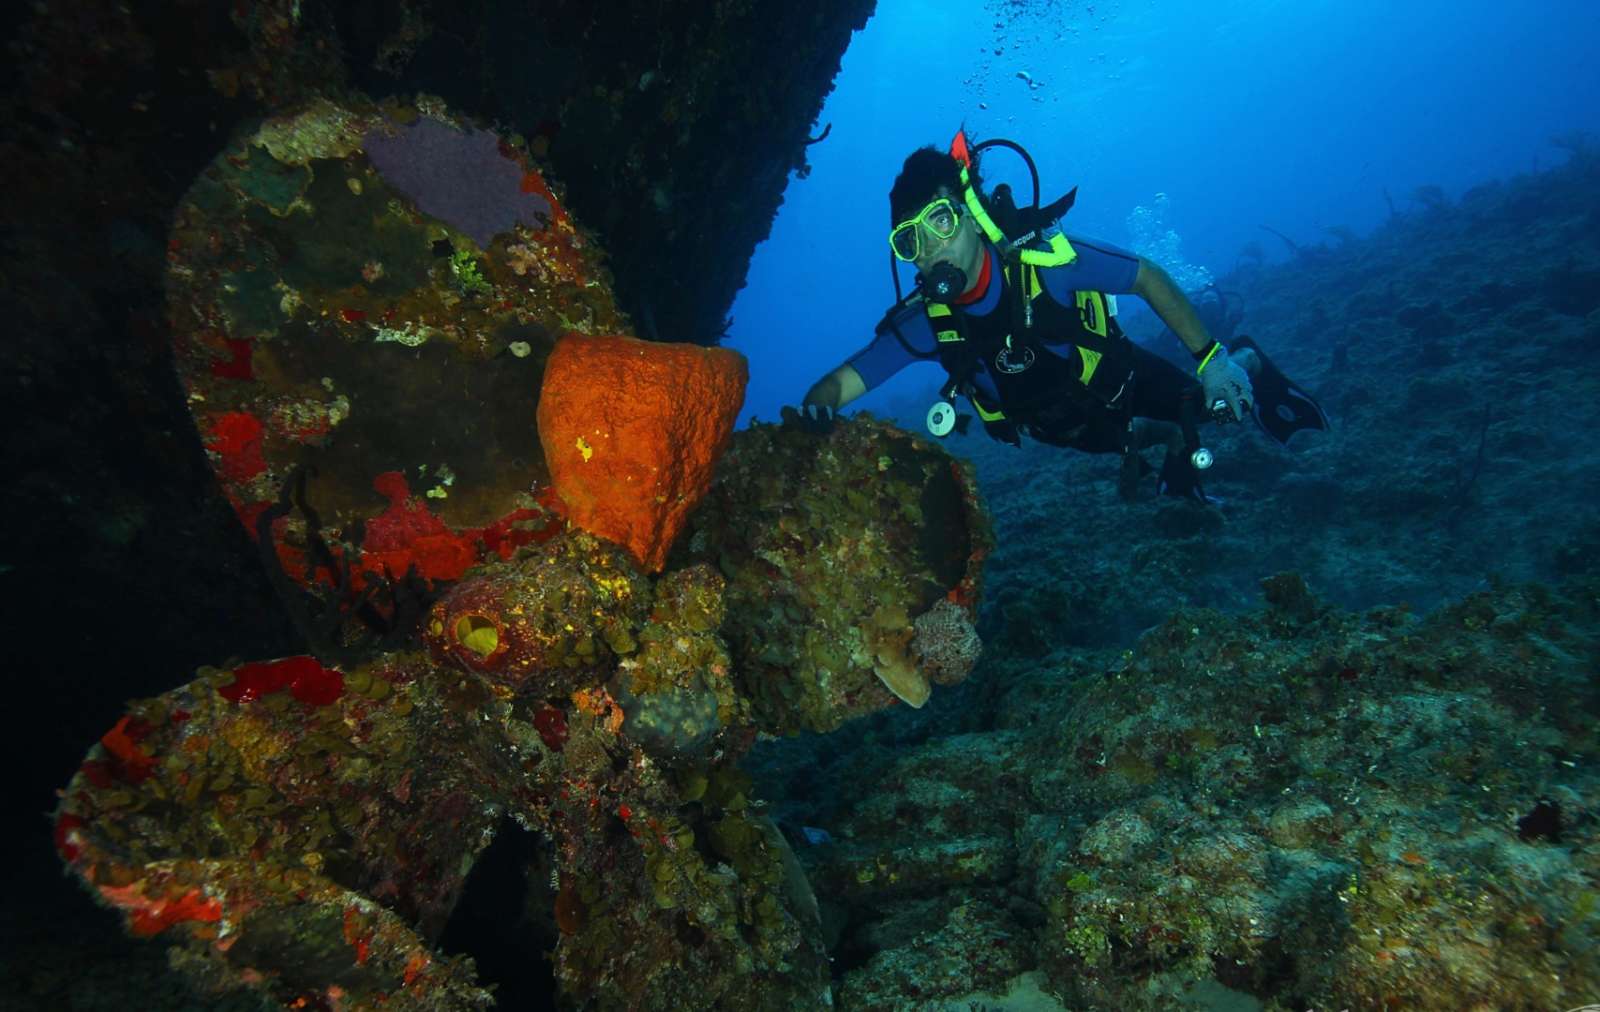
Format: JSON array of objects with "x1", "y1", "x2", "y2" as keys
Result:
[{"x1": 949, "y1": 128, "x2": 973, "y2": 169}]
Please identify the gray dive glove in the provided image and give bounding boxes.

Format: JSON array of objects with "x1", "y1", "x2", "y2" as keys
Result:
[{"x1": 1197, "y1": 343, "x2": 1253, "y2": 422}]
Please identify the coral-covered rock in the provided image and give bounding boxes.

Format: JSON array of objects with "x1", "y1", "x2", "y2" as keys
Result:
[
  {"x1": 56, "y1": 626, "x2": 824, "y2": 1010},
  {"x1": 53, "y1": 652, "x2": 503, "y2": 1008},
  {"x1": 168, "y1": 94, "x2": 618, "y2": 631},
  {"x1": 423, "y1": 530, "x2": 651, "y2": 693},
  {"x1": 767, "y1": 578, "x2": 1600, "y2": 1011},
  {"x1": 552, "y1": 770, "x2": 829, "y2": 1008},
  {"x1": 613, "y1": 565, "x2": 748, "y2": 757},
  {"x1": 423, "y1": 530, "x2": 748, "y2": 755},
  {"x1": 538, "y1": 333, "x2": 747, "y2": 571},
  {"x1": 681, "y1": 414, "x2": 993, "y2": 732},
  {"x1": 836, "y1": 899, "x2": 1031, "y2": 1010}
]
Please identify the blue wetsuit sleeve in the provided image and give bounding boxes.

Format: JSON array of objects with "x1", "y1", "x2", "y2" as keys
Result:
[
  {"x1": 1040, "y1": 233, "x2": 1142, "y2": 301},
  {"x1": 845, "y1": 305, "x2": 939, "y2": 391}
]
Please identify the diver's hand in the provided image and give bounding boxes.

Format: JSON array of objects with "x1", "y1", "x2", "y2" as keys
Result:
[
  {"x1": 1197, "y1": 343, "x2": 1253, "y2": 422},
  {"x1": 787, "y1": 402, "x2": 836, "y2": 435}
]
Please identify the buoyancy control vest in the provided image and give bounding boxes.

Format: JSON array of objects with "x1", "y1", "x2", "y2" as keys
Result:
[{"x1": 925, "y1": 255, "x2": 1137, "y2": 446}]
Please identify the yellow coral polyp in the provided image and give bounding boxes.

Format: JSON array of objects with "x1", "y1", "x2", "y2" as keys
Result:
[{"x1": 453, "y1": 614, "x2": 500, "y2": 658}]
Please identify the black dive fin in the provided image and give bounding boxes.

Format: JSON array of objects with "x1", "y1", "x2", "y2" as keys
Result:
[{"x1": 1231, "y1": 336, "x2": 1330, "y2": 446}]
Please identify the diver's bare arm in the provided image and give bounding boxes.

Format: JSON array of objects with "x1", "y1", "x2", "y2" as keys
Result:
[
  {"x1": 1133, "y1": 259, "x2": 1214, "y2": 357},
  {"x1": 802, "y1": 364, "x2": 867, "y2": 410}
]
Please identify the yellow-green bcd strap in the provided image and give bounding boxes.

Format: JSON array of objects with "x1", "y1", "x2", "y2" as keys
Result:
[
  {"x1": 956, "y1": 166, "x2": 1078, "y2": 266},
  {"x1": 1018, "y1": 231, "x2": 1077, "y2": 267}
]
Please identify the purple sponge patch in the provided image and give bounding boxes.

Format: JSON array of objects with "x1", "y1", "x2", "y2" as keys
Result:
[{"x1": 362, "y1": 117, "x2": 552, "y2": 249}]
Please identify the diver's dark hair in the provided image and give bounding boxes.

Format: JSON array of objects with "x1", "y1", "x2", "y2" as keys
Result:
[{"x1": 889, "y1": 146, "x2": 974, "y2": 225}]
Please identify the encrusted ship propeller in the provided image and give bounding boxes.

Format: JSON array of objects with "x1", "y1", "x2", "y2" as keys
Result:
[{"x1": 54, "y1": 94, "x2": 993, "y2": 1010}]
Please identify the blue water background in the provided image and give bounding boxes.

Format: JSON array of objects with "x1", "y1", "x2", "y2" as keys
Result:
[{"x1": 728, "y1": 0, "x2": 1600, "y2": 425}]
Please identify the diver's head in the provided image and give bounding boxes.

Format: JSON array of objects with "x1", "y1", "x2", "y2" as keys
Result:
[{"x1": 888, "y1": 147, "x2": 985, "y2": 302}]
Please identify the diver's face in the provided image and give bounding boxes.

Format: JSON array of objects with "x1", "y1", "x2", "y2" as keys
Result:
[{"x1": 913, "y1": 188, "x2": 982, "y2": 291}]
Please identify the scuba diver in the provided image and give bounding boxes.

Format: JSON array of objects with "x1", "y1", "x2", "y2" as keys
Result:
[{"x1": 797, "y1": 132, "x2": 1327, "y2": 501}]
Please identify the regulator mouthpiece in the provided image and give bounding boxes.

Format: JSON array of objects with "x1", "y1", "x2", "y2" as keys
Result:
[{"x1": 922, "y1": 263, "x2": 968, "y2": 303}]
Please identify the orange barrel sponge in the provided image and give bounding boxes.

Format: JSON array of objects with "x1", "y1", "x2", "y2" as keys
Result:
[{"x1": 538, "y1": 334, "x2": 747, "y2": 571}]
